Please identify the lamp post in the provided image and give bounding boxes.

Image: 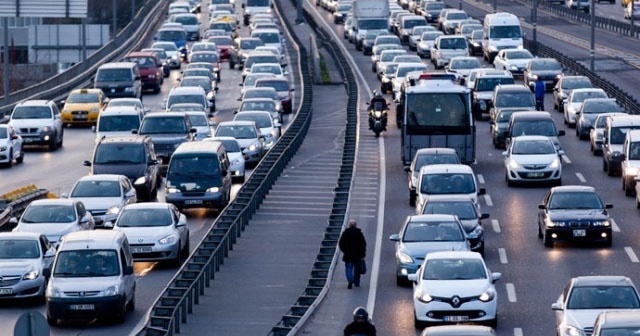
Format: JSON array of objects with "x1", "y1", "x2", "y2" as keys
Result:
[
  {"x1": 2, "y1": 18, "x2": 9, "y2": 103},
  {"x1": 493, "y1": 0, "x2": 497, "y2": 13},
  {"x1": 112, "y1": 0, "x2": 118, "y2": 38},
  {"x1": 296, "y1": 0, "x2": 304, "y2": 24},
  {"x1": 590, "y1": 0, "x2": 595, "y2": 71},
  {"x1": 532, "y1": 0, "x2": 538, "y2": 54}
]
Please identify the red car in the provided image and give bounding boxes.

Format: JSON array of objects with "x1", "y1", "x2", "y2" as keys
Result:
[
  {"x1": 123, "y1": 52, "x2": 164, "y2": 93},
  {"x1": 207, "y1": 36, "x2": 233, "y2": 61}
]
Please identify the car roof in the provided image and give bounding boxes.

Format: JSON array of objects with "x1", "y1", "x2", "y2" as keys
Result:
[
  {"x1": 421, "y1": 325, "x2": 495, "y2": 336},
  {"x1": 170, "y1": 86, "x2": 206, "y2": 94},
  {"x1": 496, "y1": 84, "x2": 530, "y2": 92},
  {"x1": 408, "y1": 214, "x2": 460, "y2": 222},
  {"x1": 425, "y1": 250, "x2": 482, "y2": 260},
  {"x1": 122, "y1": 202, "x2": 172, "y2": 211},
  {"x1": 76, "y1": 174, "x2": 127, "y2": 182},
  {"x1": 99, "y1": 135, "x2": 146, "y2": 144},
  {"x1": 30, "y1": 198, "x2": 76, "y2": 206},
  {"x1": 415, "y1": 147, "x2": 458, "y2": 155},
  {"x1": 101, "y1": 106, "x2": 141, "y2": 115},
  {"x1": 571, "y1": 88, "x2": 606, "y2": 94},
  {"x1": 571, "y1": 275, "x2": 635, "y2": 287},
  {"x1": 422, "y1": 194, "x2": 475, "y2": 203},
  {"x1": 59, "y1": 230, "x2": 126, "y2": 250},
  {"x1": 0, "y1": 232, "x2": 44, "y2": 240},
  {"x1": 510, "y1": 111, "x2": 553, "y2": 120},
  {"x1": 419, "y1": 164, "x2": 474, "y2": 174},
  {"x1": 217, "y1": 120, "x2": 256, "y2": 127},
  {"x1": 550, "y1": 185, "x2": 597, "y2": 193},
  {"x1": 511, "y1": 135, "x2": 555, "y2": 142},
  {"x1": 99, "y1": 62, "x2": 137, "y2": 69},
  {"x1": 18, "y1": 100, "x2": 52, "y2": 106},
  {"x1": 70, "y1": 88, "x2": 102, "y2": 94},
  {"x1": 145, "y1": 112, "x2": 187, "y2": 118}
]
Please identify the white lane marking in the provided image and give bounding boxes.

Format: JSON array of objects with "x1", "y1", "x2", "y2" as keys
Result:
[
  {"x1": 477, "y1": 174, "x2": 485, "y2": 184},
  {"x1": 576, "y1": 172, "x2": 586, "y2": 183},
  {"x1": 506, "y1": 283, "x2": 517, "y2": 302},
  {"x1": 562, "y1": 155, "x2": 572, "y2": 164},
  {"x1": 625, "y1": 247, "x2": 639, "y2": 263},
  {"x1": 491, "y1": 219, "x2": 501, "y2": 233},
  {"x1": 514, "y1": 328, "x2": 524, "y2": 336},
  {"x1": 611, "y1": 218, "x2": 620, "y2": 233},
  {"x1": 484, "y1": 194, "x2": 493, "y2": 206},
  {"x1": 498, "y1": 248, "x2": 508, "y2": 264}
]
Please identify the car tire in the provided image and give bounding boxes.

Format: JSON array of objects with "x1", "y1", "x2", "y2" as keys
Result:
[
  {"x1": 413, "y1": 312, "x2": 425, "y2": 329},
  {"x1": 538, "y1": 224, "x2": 543, "y2": 238},
  {"x1": 543, "y1": 230, "x2": 553, "y2": 247},
  {"x1": 171, "y1": 243, "x2": 183, "y2": 267},
  {"x1": 603, "y1": 159, "x2": 608, "y2": 172},
  {"x1": 48, "y1": 136, "x2": 57, "y2": 151},
  {"x1": 47, "y1": 314, "x2": 58, "y2": 326},
  {"x1": 409, "y1": 191, "x2": 416, "y2": 206},
  {"x1": 487, "y1": 316, "x2": 498, "y2": 329},
  {"x1": 15, "y1": 149, "x2": 24, "y2": 164},
  {"x1": 113, "y1": 297, "x2": 127, "y2": 324},
  {"x1": 603, "y1": 235, "x2": 612, "y2": 247},
  {"x1": 505, "y1": 172, "x2": 513, "y2": 187},
  {"x1": 150, "y1": 185, "x2": 158, "y2": 201},
  {"x1": 607, "y1": 162, "x2": 616, "y2": 176},
  {"x1": 636, "y1": 197, "x2": 640, "y2": 208}
]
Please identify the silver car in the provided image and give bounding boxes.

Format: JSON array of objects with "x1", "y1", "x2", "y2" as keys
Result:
[
  {"x1": 214, "y1": 120, "x2": 265, "y2": 166},
  {"x1": 234, "y1": 111, "x2": 281, "y2": 150},
  {"x1": 208, "y1": 137, "x2": 246, "y2": 183},
  {"x1": 111, "y1": 202, "x2": 189, "y2": 266},
  {"x1": 590, "y1": 113, "x2": 627, "y2": 155}
]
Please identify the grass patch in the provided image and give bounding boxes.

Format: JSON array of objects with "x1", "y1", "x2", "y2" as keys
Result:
[{"x1": 319, "y1": 53, "x2": 331, "y2": 84}]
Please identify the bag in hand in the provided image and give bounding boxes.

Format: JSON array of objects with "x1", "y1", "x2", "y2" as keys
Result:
[{"x1": 357, "y1": 259, "x2": 367, "y2": 275}]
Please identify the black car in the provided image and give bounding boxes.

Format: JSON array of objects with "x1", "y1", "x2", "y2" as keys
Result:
[
  {"x1": 134, "y1": 112, "x2": 197, "y2": 169},
  {"x1": 524, "y1": 58, "x2": 563, "y2": 92},
  {"x1": 84, "y1": 135, "x2": 161, "y2": 201},
  {"x1": 537, "y1": 185, "x2": 613, "y2": 247}
]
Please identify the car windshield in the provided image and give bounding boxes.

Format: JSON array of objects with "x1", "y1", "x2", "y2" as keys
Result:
[
  {"x1": 174, "y1": 16, "x2": 197, "y2": 25},
  {"x1": 208, "y1": 37, "x2": 232, "y2": 46},
  {"x1": 420, "y1": 173, "x2": 476, "y2": 194},
  {"x1": 251, "y1": 65, "x2": 281, "y2": 75},
  {"x1": 611, "y1": 126, "x2": 640, "y2": 144},
  {"x1": 98, "y1": 115, "x2": 140, "y2": 132},
  {"x1": 573, "y1": 91, "x2": 608, "y2": 103},
  {"x1": 167, "y1": 156, "x2": 223, "y2": 189},
  {"x1": 116, "y1": 208, "x2": 173, "y2": 227},
  {"x1": 421, "y1": 32, "x2": 442, "y2": 41},
  {"x1": 397, "y1": 65, "x2": 427, "y2": 77},
  {"x1": 440, "y1": 38, "x2": 467, "y2": 50},
  {"x1": 191, "y1": 53, "x2": 219, "y2": 63},
  {"x1": 476, "y1": 77, "x2": 515, "y2": 92},
  {"x1": 181, "y1": 78, "x2": 212, "y2": 91},
  {"x1": 495, "y1": 92, "x2": 535, "y2": 107},
  {"x1": 215, "y1": 125, "x2": 257, "y2": 139},
  {"x1": 67, "y1": 92, "x2": 99, "y2": 104},
  {"x1": 563, "y1": 77, "x2": 592, "y2": 90},
  {"x1": 140, "y1": 117, "x2": 187, "y2": 134},
  {"x1": 254, "y1": 32, "x2": 280, "y2": 43},
  {"x1": 0, "y1": 240, "x2": 40, "y2": 259},
  {"x1": 53, "y1": 250, "x2": 119, "y2": 277},
  {"x1": 377, "y1": 37, "x2": 399, "y2": 45},
  {"x1": 12, "y1": 106, "x2": 52, "y2": 119},
  {"x1": 422, "y1": 258, "x2": 487, "y2": 280},
  {"x1": 447, "y1": 12, "x2": 468, "y2": 20},
  {"x1": 403, "y1": 221, "x2": 464, "y2": 242},
  {"x1": 191, "y1": 44, "x2": 217, "y2": 53},
  {"x1": 240, "y1": 101, "x2": 276, "y2": 112},
  {"x1": 511, "y1": 120, "x2": 557, "y2": 137},
  {"x1": 549, "y1": 191, "x2": 604, "y2": 209},
  {"x1": 421, "y1": 201, "x2": 477, "y2": 220},
  {"x1": 461, "y1": 25, "x2": 482, "y2": 34},
  {"x1": 582, "y1": 101, "x2": 619, "y2": 113},
  {"x1": 154, "y1": 43, "x2": 178, "y2": 52},
  {"x1": 70, "y1": 180, "x2": 121, "y2": 197},
  {"x1": 21, "y1": 204, "x2": 76, "y2": 223},
  {"x1": 471, "y1": 30, "x2": 483, "y2": 39},
  {"x1": 244, "y1": 90, "x2": 276, "y2": 99},
  {"x1": 157, "y1": 30, "x2": 186, "y2": 41},
  {"x1": 512, "y1": 139, "x2": 556, "y2": 155},
  {"x1": 124, "y1": 56, "x2": 156, "y2": 69},
  {"x1": 506, "y1": 50, "x2": 532, "y2": 59},
  {"x1": 414, "y1": 154, "x2": 460, "y2": 170},
  {"x1": 241, "y1": 39, "x2": 264, "y2": 49},
  {"x1": 107, "y1": 100, "x2": 142, "y2": 109},
  {"x1": 94, "y1": 143, "x2": 145, "y2": 164},
  {"x1": 218, "y1": 139, "x2": 241, "y2": 152},
  {"x1": 170, "y1": 104, "x2": 204, "y2": 112},
  {"x1": 96, "y1": 69, "x2": 131, "y2": 82},
  {"x1": 183, "y1": 69, "x2": 212, "y2": 78},
  {"x1": 384, "y1": 64, "x2": 399, "y2": 76},
  {"x1": 450, "y1": 58, "x2": 481, "y2": 70},
  {"x1": 567, "y1": 286, "x2": 640, "y2": 309},
  {"x1": 188, "y1": 114, "x2": 209, "y2": 126},
  {"x1": 531, "y1": 60, "x2": 562, "y2": 71},
  {"x1": 489, "y1": 25, "x2": 521, "y2": 38},
  {"x1": 426, "y1": 2, "x2": 445, "y2": 10},
  {"x1": 168, "y1": 94, "x2": 205, "y2": 108},
  {"x1": 256, "y1": 80, "x2": 289, "y2": 91},
  {"x1": 235, "y1": 114, "x2": 272, "y2": 128}
]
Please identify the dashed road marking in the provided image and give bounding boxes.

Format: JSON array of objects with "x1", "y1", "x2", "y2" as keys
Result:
[
  {"x1": 625, "y1": 247, "x2": 639, "y2": 263},
  {"x1": 576, "y1": 172, "x2": 586, "y2": 183},
  {"x1": 498, "y1": 248, "x2": 508, "y2": 264},
  {"x1": 484, "y1": 194, "x2": 493, "y2": 206},
  {"x1": 477, "y1": 174, "x2": 485, "y2": 184},
  {"x1": 506, "y1": 283, "x2": 517, "y2": 302},
  {"x1": 562, "y1": 155, "x2": 572, "y2": 164},
  {"x1": 492, "y1": 219, "x2": 501, "y2": 233},
  {"x1": 514, "y1": 328, "x2": 524, "y2": 336},
  {"x1": 611, "y1": 219, "x2": 620, "y2": 233}
]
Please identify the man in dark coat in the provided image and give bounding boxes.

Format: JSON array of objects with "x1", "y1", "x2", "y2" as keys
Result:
[{"x1": 339, "y1": 219, "x2": 367, "y2": 289}]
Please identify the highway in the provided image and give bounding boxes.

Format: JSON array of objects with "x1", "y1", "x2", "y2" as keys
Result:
[{"x1": 1, "y1": 0, "x2": 640, "y2": 335}]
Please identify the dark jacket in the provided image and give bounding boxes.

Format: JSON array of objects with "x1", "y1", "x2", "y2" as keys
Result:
[
  {"x1": 339, "y1": 227, "x2": 367, "y2": 262},
  {"x1": 535, "y1": 79, "x2": 546, "y2": 100},
  {"x1": 344, "y1": 320, "x2": 376, "y2": 336},
  {"x1": 369, "y1": 97, "x2": 388, "y2": 111}
]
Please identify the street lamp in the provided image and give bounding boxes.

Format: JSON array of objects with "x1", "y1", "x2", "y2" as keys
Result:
[
  {"x1": 532, "y1": 0, "x2": 538, "y2": 54},
  {"x1": 590, "y1": 0, "x2": 595, "y2": 71}
]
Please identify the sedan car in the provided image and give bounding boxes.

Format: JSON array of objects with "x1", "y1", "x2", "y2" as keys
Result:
[
  {"x1": 576, "y1": 98, "x2": 622, "y2": 140},
  {"x1": 0, "y1": 124, "x2": 24, "y2": 167},
  {"x1": 407, "y1": 251, "x2": 500, "y2": 328},
  {"x1": 389, "y1": 214, "x2": 470, "y2": 286},
  {"x1": 552, "y1": 276, "x2": 640, "y2": 336},
  {"x1": 420, "y1": 195, "x2": 489, "y2": 255},
  {"x1": 214, "y1": 121, "x2": 265, "y2": 166},
  {"x1": 234, "y1": 111, "x2": 280, "y2": 150},
  {"x1": 11, "y1": 199, "x2": 95, "y2": 246},
  {"x1": 0, "y1": 232, "x2": 56, "y2": 301},
  {"x1": 489, "y1": 107, "x2": 531, "y2": 149},
  {"x1": 492, "y1": 48, "x2": 534, "y2": 77},
  {"x1": 446, "y1": 56, "x2": 482, "y2": 85},
  {"x1": 503, "y1": 136, "x2": 562, "y2": 186},
  {"x1": 524, "y1": 58, "x2": 563, "y2": 91},
  {"x1": 563, "y1": 88, "x2": 608, "y2": 127},
  {"x1": 207, "y1": 136, "x2": 246, "y2": 183},
  {"x1": 66, "y1": 174, "x2": 137, "y2": 228},
  {"x1": 553, "y1": 75, "x2": 593, "y2": 113},
  {"x1": 537, "y1": 185, "x2": 613, "y2": 247},
  {"x1": 111, "y1": 202, "x2": 189, "y2": 266},
  {"x1": 406, "y1": 147, "x2": 461, "y2": 206},
  {"x1": 417, "y1": 31, "x2": 444, "y2": 59}
]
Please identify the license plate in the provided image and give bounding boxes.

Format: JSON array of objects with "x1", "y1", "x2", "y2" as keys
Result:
[
  {"x1": 70, "y1": 304, "x2": 94, "y2": 310},
  {"x1": 131, "y1": 247, "x2": 152, "y2": 253},
  {"x1": 0, "y1": 288, "x2": 13, "y2": 295},
  {"x1": 527, "y1": 172, "x2": 545, "y2": 177},
  {"x1": 573, "y1": 229, "x2": 586, "y2": 237},
  {"x1": 73, "y1": 115, "x2": 87, "y2": 120},
  {"x1": 185, "y1": 199, "x2": 203, "y2": 205},
  {"x1": 443, "y1": 315, "x2": 469, "y2": 322},
  {"x1": 24, "y1": 138, "x2": 33, "y2": 143}
]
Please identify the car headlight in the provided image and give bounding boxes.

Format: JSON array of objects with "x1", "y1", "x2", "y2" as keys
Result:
[
  {"x1": 106, "y1": 205, "x2": 121, "y2": 215},
  {"x1": 90, "y1": 107, "x2": 100, "y2": 113},
  {"x1": 559, "y1": 324, "x2": 583, "y2": 336},
  {"x1": 396, "y1": 251, "x2": 413, "y2": 264},
  {"x1": 508, "y1": 159, "x2": 522, "y2": 170},
  {"x1": 23, "y1": 270, "x2": 39, "y2": 280},
  {"x1": 269, "y1": 130, "x2": 278, "y2": 138},
  {"x1": 124, "y1": 87, "x2": 133, "y2": 92},
  {"x1": 207, "y1": 187, "x2": 220, "y2": 192},
  {"x1": 46, "y1": 285, "x2": 62, "y2": 298},
  {"x1": 467, "y1": 225, "x2": 484, "y2": 239},
  {"x1": 478, "y1": 288, "x2": 496, "y2": 302},
  {"x1": 159, "y1": 234, "x2": 178, "y2": 245},
  {"x1": 547, "y1": 220, "x2": 566, "y2": 228},
  {"x1": 592, "y1": 220, "x2": 610, "y2": 227},
  {"x1": 249, "y1": 144, "x2": 258, "y2": 151},
  {"x1": 104, "y1": 285, "x2": 120, "y2": 296},
  {"x1": 134, "y1": 176, "x2": 148, "y2": 185},
  {"x1": 416, "y1": 291, "x2": 433, "y2": 303},
  {"x1": 549, "y1": 157, "x2": 561, "y2": 169},
  {"x1": 172, "y1": 55, "x2": 178, "y2": 60},
  {"x1": 166, "y1": 187, "x2": 181, "y2": 193},
  {"x1": 510, "y1": 65, "x2": 519, "y2": 71},
  {"x1": 42, "y1": 126, "x2": 52, "y2": 133}
]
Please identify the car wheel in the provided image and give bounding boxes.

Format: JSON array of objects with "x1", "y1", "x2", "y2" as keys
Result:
[
  {"x1": 171, "y1": 243, "x2": 184, "y2": 267},
  {"x1": 636, "y1": 196, "x2": 640, "y2": 209},
  {"x1": 15, "y1": 148, "x2": 24, "y2": 163},
  {"x1": 543, "y1": 230, "x2": 553, "y2": 247},
  {"x1": 150, "y1": 185, "x2": 158, "y2": 201},
  {"x1": 538, "y1": 224, "x2": 543, "y2": 238},
  {"x1": 603, "y1": 235, "x2": 612, "y2": 247},
  {"x1": 607, "y1": 162, "x2": 616, "y2": 176},
  {"x1": 487, "y1": 315, "x2": 498, "y2": 329},
  {"x1": 409, "y1": 190, "x2": 416, "y2": 206},
  {"x1": 603, "y1": 159, "x2": 608, "y2": 172},
  {"x1": 48, "y1": 136, "x2": 57, "y2": 151},
  {"x1": 112, "y1": 297, "x2": 127, "y2": 324},
  {"x1": 47, "y1": 314, "x2": 58, "y2": 326},
  {"x1": 182, "y1": 236, "x2": 190, "y2": 258},
  {"x1": 153, "y1": 85, "x2": 160, "y2": 94},
  {"x1": 413, "y1": 312, "x2": 425, "y2": 329},
  {"x1": 505, "y1": 172, "x2": 513, "y2": 187}
]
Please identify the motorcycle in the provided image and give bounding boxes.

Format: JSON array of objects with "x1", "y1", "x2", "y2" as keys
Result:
[{"x1": 367, "y1": 101, "x2": 388, "y2": 137}]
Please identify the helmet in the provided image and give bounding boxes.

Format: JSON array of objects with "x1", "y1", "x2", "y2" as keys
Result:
[
  {"x1": 353, "y1": 306, "x2": 369, "y2": 321},
  {"x1": 374, "y1": 91, "x2": 382, "y2": 98}
]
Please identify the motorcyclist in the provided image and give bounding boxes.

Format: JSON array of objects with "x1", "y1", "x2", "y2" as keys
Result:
[
  {"x1": 344, "y1": 307, "x2": 376, "y2": 336},
  {"x1": 369, "y1": 91, "x2": 389, "y2": 131}
]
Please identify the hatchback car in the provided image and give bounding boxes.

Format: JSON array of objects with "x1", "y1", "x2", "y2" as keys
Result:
[
  {"x1": 0, "y1": 124, "x2": 24, "y2": 167},
  {"x1": 12, "y1": 199, "x2": 95, "y2": 246},
  {"x1": 0, "y1": 232, "x2": 55, "y2": 301},
  {"x1": 416, "y1": 164, "x2": 485, "y2": 214},
  {"x1": 66, "y1": 174, "x2": 137, "y2": 228},
  {"x1": 523, "y1": 58, "x2": 563, "y2": 91},
  {"x1": 537, "y1": 185, "x2": 613, "y2": 247},
  {"x1": 389, "y1": 214, "x2": 470, "y2": 286},
  {"x1": 503, "y1": 135, "x2": 562, "y2": 186},
  {"x1": 408, "y1": 251, "x2": 500, "y2": 328},
  {"x1": 563, "y1": 88, "x2": 608, "y2": 127},
  {"x1": 111, "y1": 202, "x2": 189, "y2": 266},
  {"x1": 552, "y1": 276, "x2": 640, "y2": 336},
  {"x1": 406, "y1": 148, "x2": 461, "y2": 206}
]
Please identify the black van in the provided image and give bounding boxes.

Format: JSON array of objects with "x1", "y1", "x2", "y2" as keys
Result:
[{"x1": 165, "y1": 141, "x2": 232, "y2": 211}]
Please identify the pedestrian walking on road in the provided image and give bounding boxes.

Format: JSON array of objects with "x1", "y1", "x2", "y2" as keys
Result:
[
  {"x1": 339, "y1": 219, "x2": 367, "y2": 289},
  {"x1": 535, "y1": 76, "x2": 546, "y2": 111}
]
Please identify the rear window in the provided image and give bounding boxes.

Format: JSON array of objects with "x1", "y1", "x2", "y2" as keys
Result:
[
  {"x1": 96, "y1": 68, "x2": 132, "y2": 82},
  {"x1": 157, "y1": 30, "x2": 186, "y2": 41},
  {"x1": 124, "y1": 57, "x2": 156, "y2": 69},
  {"x1": 256, "y1": 80, "x2": 289, "y2": 91}
]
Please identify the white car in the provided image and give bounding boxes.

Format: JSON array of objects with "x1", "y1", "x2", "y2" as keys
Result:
[
  {"x1": 446, "y1": 56, "x2": 482, "y2": 84},
  {"x1": 0, "y1": 124, "x2": 24, "y2": 167},
  {"x1": 408, "y1": 251, "x2": 501, "y2": 328},
  {"x1": 563, "y1": 88, "x2": 608, "y2": 127},
  {"x1": 408, "y1": 25, "x2": 436, "y2": 51},
  {"x1": 12, "y1": 199, "x2": 95, "y2": 246},
  {"x1": 104, "y1": 97, "x2": 148, "y2": 114},
  {"x1": 416, "y1": 31, "x2": 443, "y2": 58},
  {"x1": 208, "y1": 136, "x2": 246, "y2": 183},
  {"x1": 65, "y1": 174, "x2": 137, "y2": 229},
  {"x1": 234, "y1": 111, "x2": 281, "y2": 150},
  {"x1": 503, "y1": 136, "x2": 562, "y2": 186},
  {"x1": 492, "y1": 48, "x2": 534, "y2": 76},
  {"x1": 249, "y1": 62, "x2": 288, "y2": 78},
  {"x1": 0, "y1": 232, "x2": 56, "y2": 301},
  {"x1": 415, "y1": 164, "x2": 485, "y2": 214},
  {"x1": 9, "y1": 100, "x2": 64, "y2": 151},
  {"x1": 185, "y1": 111, "x2": 213, "y2": 140},
  {"x1": 111, "y1": 202, "x2": 189, "y2": 266},
  {"x1": 151, "y1": 41, "x2": 181, "y2": 68}
]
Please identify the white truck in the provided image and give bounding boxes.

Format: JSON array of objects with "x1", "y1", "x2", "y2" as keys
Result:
[
  {"x1": 482, "y1": 12, "x2": 523, "y2": 64},
  {"x1": 352, "y1": 0, "x2": 390, "y2": 51}
]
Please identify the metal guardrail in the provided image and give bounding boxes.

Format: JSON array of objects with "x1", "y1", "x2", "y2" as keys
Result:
[
  {"x1": 267, "y1": 3, "x2": 358, "y2": 334},
  {"x1": 523, "y1": 0, "x2": 640, "y2": 39},
  {"x1": 524, "y1": 38, "x2": 640, "y2": 115},
  {"x1": 0, "y1": 0, "x2": 169, "y2": 122},
  {"x1": 134, "y1": 1, "x2": 314, "y2": 335},
  {"x1": 0, "y1": 185, "x2": 50, "y2": 231}
]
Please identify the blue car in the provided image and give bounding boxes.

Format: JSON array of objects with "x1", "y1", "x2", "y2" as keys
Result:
[{"x1": 154, "y1": 28, "x2": 188, "y2": 59}]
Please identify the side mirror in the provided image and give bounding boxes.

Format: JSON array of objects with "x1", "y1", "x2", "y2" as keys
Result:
[
  {"x1": 389, "y1": 233, "x2": 400, "y2": 241},
  {"x1": 407, "y1": 273, "x2": 418, "y2": 282},
  {"x1": 44, "y1": 250, "x2": 56, "y2": 259},
  {"x1": 91, "y1": 125, "x2": 96, "y2": 132},
  {"x1": 83, "y1": 160, "x2": 92, "y2": 167},
  {"x1": 480, "y1": 213, "x2": 490, "y2": 220},
  {"x1": 177, "y1": 214, "x2": 188, "y2": 227},
  {"x1": 491, "y1": 272, "x2": 502, "y2": 283},
  {"x1": 60, "y1": 193, "x2": 69, "y2": 198},
  {"x1": 551, "y1": 302, "x2": 563, "y2": 311},
  {"x1": 131, "y1": 129, "x2": 139, "y2": 134},
  {"x1": 123, "y1": 265, "x2": 134, "y2": 275},
  {"x1": 404, "y1": 166, "x2": 410, "y2": 172},
  {"x1": 9, "y1": 217, "x2": 18, "y2": 225},
  {"x1": 538, "y1": 203, "x2": 546, "y2": 209},
  {"x1": 59, "y1": 100, "x2": 66, "y2": 105},
  {"x1": 477, "y1": 187, "x2": 486, "y2": 195},
  {"x1": 190, "y1": 128, "x2": 197, "y2": 133},
  {"x1": 242, "y1": 3, "x2": 245, "y2": 8},
  {"x1": 103, "y1": 221, "x2": 114, "y2": 228},
  {"x1": 557, "y1": 130, "x2": 566, "y2": 136},
  {"x1": 605, "y1": 204, "x2": 613, "y2": 209}
]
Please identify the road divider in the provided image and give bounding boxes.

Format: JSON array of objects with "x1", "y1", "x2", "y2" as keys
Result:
[{"x1": 0, "y1": 185, "x2": 50, "y2": 230}]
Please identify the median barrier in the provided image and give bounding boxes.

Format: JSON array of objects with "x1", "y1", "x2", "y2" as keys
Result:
[{"x1": 0, "y1": 185, "x2": 50, "y2": 231}]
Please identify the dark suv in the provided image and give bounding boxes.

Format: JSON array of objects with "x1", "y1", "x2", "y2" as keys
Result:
[
  {"x1": 83, "y1": 135, "x2": 161, "y2": 201},
  {"x1": 537, "y1": 185, "x2": 613, "y2": 247},
  {"x1": 135, "y1": 112, "x2": 196, "y2": 169}
]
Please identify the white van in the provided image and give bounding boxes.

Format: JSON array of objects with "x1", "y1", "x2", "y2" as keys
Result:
[
  {"x1": 92, "y1": 106, "x2": 144, "y2": 143},
  {"x1": 482, "y1": 12, "x2": 523, "y2": 63},
  {"x1": 415, "y1": 164, "x2": 485, "y2": 213},
  {"x1": 603, "y1": 115, "x2": 640, "y2": 178},
  {"x1": 621, "y1": 129, "x2": 640, "y2": 195},
  {"x1": 45, "y1": 230, "x2": 136, "y2": 325}
]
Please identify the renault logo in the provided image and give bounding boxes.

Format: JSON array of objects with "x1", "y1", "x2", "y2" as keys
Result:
[
  {"x1": 138, "y1": 239, "x2": 144, "y2": 243},
  {"x1": 451, "y1": 296, "x2": 461, "y2": 307},
  {"x1": 79, "y1": 292, "x2": 85, "y2": 297}
]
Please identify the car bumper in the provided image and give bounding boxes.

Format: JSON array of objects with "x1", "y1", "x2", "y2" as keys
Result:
[
  {"x1": 506, "y1": 167, "x2": 562, "y2": 184},
  {"x1": 47, "y1": 295, "x2": 124, "y2": 321},
  {"x1": 395, "y1": 261, "x2": 421, "y2": 279},
  {"x1": 413, "y1": 298, "x2": 497, "y2": 323},
  {"x1": 166, "y1": 191, "x2": 226, "y2": 209},
  {"x1": 0, "y1": 277, "x2": 46, "y2": 299},
  {"x1": 544, "y1": 227, "x2": 612, "y2": 244},
  {"x1": 61, "y1": 112, "x2": 99, "y2": 124},
  {"x1": 129, "y1": 242, "x2": 180, "y2": 261},
  {"x1": 19, "y1": 133, "x2": 55, "y2": 145}
]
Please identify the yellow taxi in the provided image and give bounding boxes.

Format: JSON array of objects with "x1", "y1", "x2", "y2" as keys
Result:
[{"x1": 61, "y1": 88, "x2": 108, "y2": 125}]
